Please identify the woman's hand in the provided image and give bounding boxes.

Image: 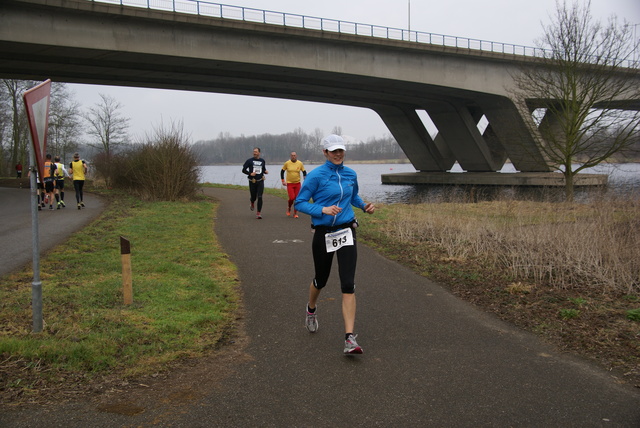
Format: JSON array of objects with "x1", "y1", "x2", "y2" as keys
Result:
[
  {"x1": 364, "y1": 202, "x2": 376, "y2": 214},
  {"x1": 322, "y1": 205, "x2": 342, "y2": 216}
]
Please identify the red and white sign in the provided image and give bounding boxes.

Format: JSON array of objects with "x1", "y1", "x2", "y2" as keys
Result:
[{"x1": 23, "y1": 79, "x2": 52, "y2": 182}]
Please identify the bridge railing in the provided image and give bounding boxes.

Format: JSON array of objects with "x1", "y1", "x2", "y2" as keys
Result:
[
  {"x1": 92, "y1": 0, "x2": 549, "y2": 57},
  {"x1": 93, "y1": 0, "x2": 634, "y2": 66}
]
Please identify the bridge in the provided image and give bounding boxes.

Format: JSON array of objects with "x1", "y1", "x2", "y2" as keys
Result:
[{"x1": 0, "y1": 0, "x2": 630, "y2": 186}]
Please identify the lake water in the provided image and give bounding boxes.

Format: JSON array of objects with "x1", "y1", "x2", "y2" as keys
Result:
[{"x1": 199, "y1": 162, "x2": 640, "y2": 204}]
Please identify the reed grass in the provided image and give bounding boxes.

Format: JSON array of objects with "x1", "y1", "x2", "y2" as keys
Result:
[{"x1": 362, "y1": 196, "x2": 639, "y2": 295}]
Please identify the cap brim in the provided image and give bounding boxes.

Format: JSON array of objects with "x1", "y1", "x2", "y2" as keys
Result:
[{"x1": 325, "y1": 144, "x2": 346, "y2": 151}]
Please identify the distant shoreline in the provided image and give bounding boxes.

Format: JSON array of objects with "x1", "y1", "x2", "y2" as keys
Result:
[
  {"x1": 203, "y1": 159, "x2": 412, "y2": 166},
  {"x1": 202, "y1": 158, "x2": 640, "y2": 167}
]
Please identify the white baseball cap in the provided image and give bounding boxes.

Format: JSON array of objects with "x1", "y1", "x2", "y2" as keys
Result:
[{"x1": 322, "y1": 134, "x2": 346, "y2": 152}]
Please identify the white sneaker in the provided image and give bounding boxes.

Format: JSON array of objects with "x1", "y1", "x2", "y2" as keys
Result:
[
  {"x1": 344, "y1": 334, "x2": 363, "y2": 355},
  {"x1": 305, "y1": 305, "x2": 318, "y2": 333}
]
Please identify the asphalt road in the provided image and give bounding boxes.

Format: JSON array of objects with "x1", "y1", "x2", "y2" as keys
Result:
[
  {"x1": 1, "y1": 187, "x2": 639, "y2": 427},
  {"x1": 0, "y1": 186, "x2": 105, "y2": 276}
]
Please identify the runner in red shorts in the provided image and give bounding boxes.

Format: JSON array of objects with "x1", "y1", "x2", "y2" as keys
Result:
[{"x1": 280, "y1": 151, "x2": 306, "y2": 218}]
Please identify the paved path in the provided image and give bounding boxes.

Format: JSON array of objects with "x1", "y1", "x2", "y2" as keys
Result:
[
  {"x1": 0, "y1": 187, "x2": 105, "y2": 276},
  {"x1": 1, "y1": 187, "x2": 639, "y2": 427}
]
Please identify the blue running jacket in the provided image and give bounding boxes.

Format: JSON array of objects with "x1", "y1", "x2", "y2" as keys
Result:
[{"x1": 294, "y1": 160, "x2": 366, "y2": 228}]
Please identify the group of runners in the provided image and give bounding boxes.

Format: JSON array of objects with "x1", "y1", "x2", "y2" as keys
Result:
[
  {"x1": 241, "y1": 147, "x2": 308, "y2": 220},
  {"x1": 241, "y1": 135, "x2": 376, "y2": 355},
  {"x1": 34, "y1": 152, "x2": 88, "y2": 211}
]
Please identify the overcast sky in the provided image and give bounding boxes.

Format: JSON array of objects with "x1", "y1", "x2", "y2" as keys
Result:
[{"x1": 69, "y1": 0, "x2": 640, "y2": 143}]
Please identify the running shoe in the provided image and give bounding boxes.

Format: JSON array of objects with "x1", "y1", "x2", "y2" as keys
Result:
[
  {"x1": 49, "y1": 205, "x2": 54, "y2": 210},
  {"x1": 250, "y1": 201, "x2": 254, "y2": 211},
  {"x1": 256, "y1": 212, "x2": 262, "y2": 219},
  {"x1": 80, "y1": 202, "x2": 85, "y2": 208},
  {"x1": 77, "y1": 203, "x2": 81, "y2": 210},
  {"x1": 305, "y1": 306, "x2": 318, "y2": 333},
  {"x1": 294, "y1": 213, "x2": 299, "y2": 219},
  {"x1": 344, "y1": 334, "x2": 363, "y2": 355},
  {"x1": 57, "y1": 202, "x2": 61, "y2": 210},
  {"x1": 286, "y1": 210, "x2": 291, "y2": 216},
  {"x1": 60, "y1": 201, "x2": 66, "y2": 207}
]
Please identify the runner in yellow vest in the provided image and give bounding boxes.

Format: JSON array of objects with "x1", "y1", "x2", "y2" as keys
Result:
[
  {"x1": 280, "y1": 151, "x2": 306, "y2": 218},
  {"x1": 69, "y1": 152, "x2": 88, "y2": 210}
]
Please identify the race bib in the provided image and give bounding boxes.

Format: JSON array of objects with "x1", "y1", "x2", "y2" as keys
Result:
[
  {"x1": 324, "y1": 228, "x2": 354, "y2": 253},
  {"x1": 253, "y1": 161, "x2": 263, "y2": 175}
]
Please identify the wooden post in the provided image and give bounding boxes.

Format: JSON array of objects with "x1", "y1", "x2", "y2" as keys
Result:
[{"x1": 120, "y1": 236, "x2": 133, "y2": 305}]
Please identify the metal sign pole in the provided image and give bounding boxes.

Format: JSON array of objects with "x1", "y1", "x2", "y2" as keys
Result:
[
  {"x1": 23, "y1": 79, "x2": 51, "y2": 334},
  {"x1": 29, "y1": 149, "x2": 43, "y2": 333}
]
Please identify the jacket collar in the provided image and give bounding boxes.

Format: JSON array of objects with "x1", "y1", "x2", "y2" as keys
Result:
[{"x1": 324, "y1": 160, "x2": 344, "y2": 170}]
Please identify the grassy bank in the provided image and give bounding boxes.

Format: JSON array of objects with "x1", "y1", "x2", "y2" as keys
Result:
[{"x1": 0, "y1": 191, "x2": 239, "y2": 403}]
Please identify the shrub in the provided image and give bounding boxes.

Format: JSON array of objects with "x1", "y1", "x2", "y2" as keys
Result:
[
  {"x1": 91, "y1": 151, "x2": 119, "y2": 188},
  {"x1": 115, "y1": 122, "x2": 200, "y2": 201}
]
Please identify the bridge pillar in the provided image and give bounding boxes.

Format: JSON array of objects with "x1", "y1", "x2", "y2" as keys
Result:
[
  {"x1": 424, "y1": 100, "x2": 501, "y2": 172},
  {"x1": 468, "y1": 106, "x2": 509, "y2": 168},
  {"x1": 535, "y1": 103, "x2": 566, "y2": 142},
  {"x1": 373, "y1": 105, "x2": 455, "y2": 171},
  {"x1": 479, "y1": 97, "x2": 552, "y2": 172}
]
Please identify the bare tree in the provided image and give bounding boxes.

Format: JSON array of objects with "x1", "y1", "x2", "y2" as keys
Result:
[
  {"x1": 1, "y1": 79, "x2": 37, "y2": 175},
  {"x1": 307, "y1": 127, "x2": 324, "y2": 154},
  {"x1": 48, "y1": 83, "x2": 83, "y2": 161},
  {"x1": 0, "y1": 83, "x2": 10, "y2": 175},
  {"x1": 512, "y1": 0, "x2": 640, "y2": 201},
  {"x1": 83, "y1": 93, "x2": 130, "y2": 157}
]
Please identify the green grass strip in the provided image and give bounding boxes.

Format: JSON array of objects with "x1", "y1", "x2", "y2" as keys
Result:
[{"x1": 0, "y1": 194, "x2": 239, "y2": 380}]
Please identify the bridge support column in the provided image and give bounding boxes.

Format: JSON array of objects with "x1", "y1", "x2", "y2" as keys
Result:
[
  {"x1": 467, "y1": 106, "x2": 509, "y2": 168},
  {"x1": 373, "y1": 105, "x2": 455, "y2": 171},
  {"x1": 534, "y1": 102, "x2": 568, "y2": 145},
  {"x1": 479, "y1": 97, "x2": 552, "y2": 172},
  {"x1": 424, "y1": 101, "x2": 500, "y2": 172}
]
